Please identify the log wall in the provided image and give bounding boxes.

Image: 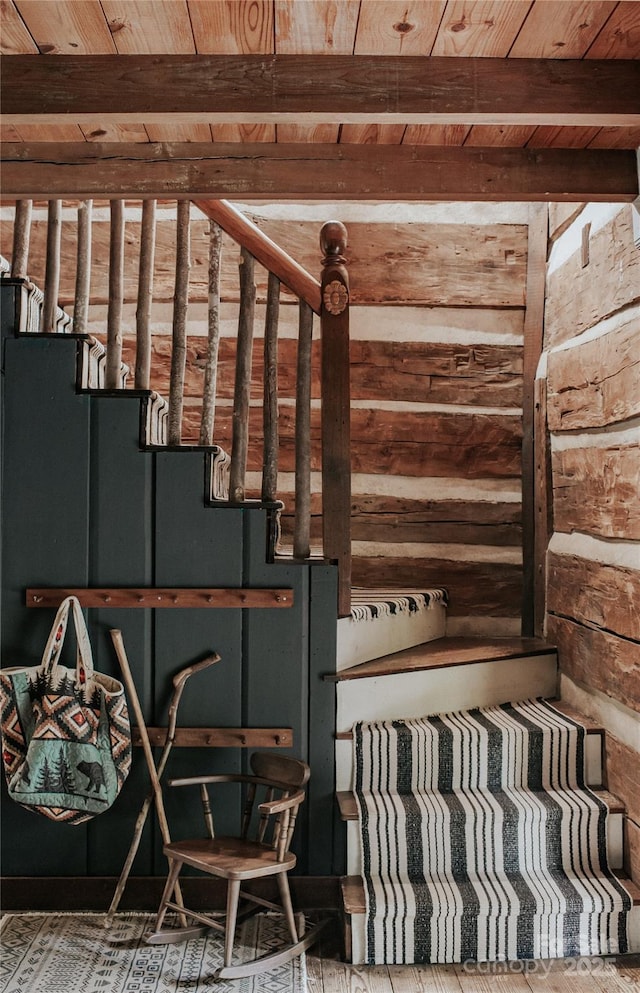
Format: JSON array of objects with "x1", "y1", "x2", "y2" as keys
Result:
[
  {"x1": 0, "y1": 201, "x2": 527, "y2": 629},
  {"x1": 543, "y1": 202, "x2": 640, "y2": 879}
]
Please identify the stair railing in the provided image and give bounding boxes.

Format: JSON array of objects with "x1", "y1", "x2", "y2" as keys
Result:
[
  {"x1": 4, "y1": 197, "x2": 352, "y2": 616},
  {"x1": 319, "y1": 222, "x2": 352, "y2": 617}
]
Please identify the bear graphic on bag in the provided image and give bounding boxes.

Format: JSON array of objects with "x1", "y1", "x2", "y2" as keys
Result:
[{"x1": 77, "y1": 760, "x2": 106, "y2": 794}]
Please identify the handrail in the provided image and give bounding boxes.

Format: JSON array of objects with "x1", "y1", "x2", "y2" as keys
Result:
[
  {"x1": 7, "y1": 198, "x2": 350, "y2": 615},
  {"x1": 193, "y1": 199, "x2": 322, "y2": 316}
]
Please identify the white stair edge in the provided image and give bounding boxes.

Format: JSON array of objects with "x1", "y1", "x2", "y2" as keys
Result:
[
  {"x1": 337, "y1": 602, "x2": 446, "y2": 672},
  {"x1": 630, "y1": 904, "x2": 640, "y2": 955},
  {"x1": 348, "y1": 901, "x2": 640, "y2": 965},
  {"x1": 336, "y1": 652, "x2": 558, "y2": 790},
  {"x1": 609, "y1": 810, "x2": 624, "y2": 870},
  {"x1": 585, "y1": 733, "x2": 603, "y2": 788}
]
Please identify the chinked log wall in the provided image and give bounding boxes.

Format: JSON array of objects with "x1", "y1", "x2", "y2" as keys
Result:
[
  {"x1": 0, "y1": 202, "x2": 527, "y2": 630},
  {"x1": 543, "y1": 201, "x2": 640, "y2": 881}
]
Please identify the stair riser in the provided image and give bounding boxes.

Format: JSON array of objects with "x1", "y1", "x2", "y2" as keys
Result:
[
  {"x1": 337, "y1": 603, "x2": 446, "y2": 672},
  {"x1": 348, "y1": 904, "x2": 640, "y2": 964},
  {"x1": 337, "y1": 653, "x2": 558, "y2": 733},
  {"x1": 336, "y1": 653, "x2": 558, "y2": 791},
  {"x1": 346, "y1": 811, "x2": 624, "y2": 877}
]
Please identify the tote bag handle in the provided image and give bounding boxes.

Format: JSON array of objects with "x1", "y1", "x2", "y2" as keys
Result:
[{"x1": 41, "y1": 595, "x2": 95, "y2": 685}]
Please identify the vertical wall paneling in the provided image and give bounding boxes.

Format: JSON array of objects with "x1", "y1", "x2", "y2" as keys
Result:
[
  {"x1": 0, "y1": 329, "x2": 90, "y2": 875},
  {"x1": 86, "y1": 395, "x2": 154, "y2": 875},
  {"x1": 308, "y1": 565, "x2": 342, "y2": 876},
  {"x1": 153, "y1": 453, "x2": 244, "y2": 859},
  {"x1": 242, "y1": 510, "x2": 311, "y2": 872},
  {"x1": 0, "y1": 284, "x2": 339, "y2": 881}
]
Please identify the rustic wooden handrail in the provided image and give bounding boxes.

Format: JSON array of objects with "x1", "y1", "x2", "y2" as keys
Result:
[
  {"x1": 194, "y1": 199, "x2": 322, "y2": 315},
  {"x1": 43, "y1": 199, "x2": 61, "y2": 332},
  {"x1": 73, "y1": 199, "x2": 92, "y2": 336},
  {"x1": 320, "y1": 221, "x2": 351, "y2": 617},
  {"x1": 168, "y1": 199, "x2": 190, "y2": 445},
  {"x1": 135, "y1": 198, "x2": 156, "y2": 390},
  {"x1": 294, "y1": 300, "x2": 313, "y2": 559},
  {"x1": 229, "y1": 246, "x2": 256, "y2": 501},
  {"x1": 199, "y1": 219, "x2": 223, "y2": 445},
  {"x1": 10, "y1": 198, "x2": 32, "y2": 279},
  {"x1": 262, "y1": 270, "x2": 280, "y2": 502},
  {"x1": 9, "y1": 199, "x2": 352, "y2": 618},
  {"x1": 105, "y1": 198, "x2": 124, "y2": 387}
]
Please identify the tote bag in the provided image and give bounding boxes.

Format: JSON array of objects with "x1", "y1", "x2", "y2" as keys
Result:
[{"x1": 0, "y1": 596, "x2": 131, "y2": 824}]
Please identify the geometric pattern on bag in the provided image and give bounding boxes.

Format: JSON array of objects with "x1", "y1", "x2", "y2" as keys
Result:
[
  {"x1": 107, "y1": 694, "x2": 132, "y2": 788},
  {"x1": 0, "y1": 596, "x2": 131, "y2": 824},
  {"x1": 0, "y1": 677, "x2": 28, "y2": 779},
  {"x1": 32, "y1": 694, "x2": 101, "y2": 743}
]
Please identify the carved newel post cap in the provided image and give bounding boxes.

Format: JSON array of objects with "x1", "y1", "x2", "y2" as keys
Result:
[{"x1": 320, "y1": 220, "x2": 348, "y2": 262}]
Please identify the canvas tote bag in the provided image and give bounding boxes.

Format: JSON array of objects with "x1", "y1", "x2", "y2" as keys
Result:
[{"x1": 0, "y1": 596, "x2": 131, "y2": 824}]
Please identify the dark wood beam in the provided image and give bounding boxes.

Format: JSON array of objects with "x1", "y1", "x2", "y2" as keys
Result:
[
  {"x1": 2, "y1": 143, "x2": 637, "y2": 202},
  {"x1": 520, "y1": 204, "x2": 549, "y2": 638},
  {"x1": 2, "y1": 56, "x2": 639, "y2": 127}
]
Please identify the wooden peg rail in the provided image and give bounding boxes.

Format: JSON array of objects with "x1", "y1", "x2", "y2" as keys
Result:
[
  {"x1": 26, "y1": 587, "x2": 294, "y2": 608},
  {"x1": 133, "y1": 727, "x2": 293, "y2": 749}
]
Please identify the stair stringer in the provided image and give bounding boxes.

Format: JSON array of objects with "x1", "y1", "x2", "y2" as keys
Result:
[{"x1": 0, "y1": 289, "x2": 340, "y2": 878}]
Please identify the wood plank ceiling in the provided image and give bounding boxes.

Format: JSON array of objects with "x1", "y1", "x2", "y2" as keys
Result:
[{"x1": 2, "y1": 0, "x2": 639, "y2": 150}]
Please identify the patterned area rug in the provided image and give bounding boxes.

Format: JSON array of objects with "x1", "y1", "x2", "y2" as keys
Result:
[
  {"x1": 0, "y1": 912, "x2": 308, "y2": 992},
  {"x1": 354, "y1": 698, "x2": 632, "y2": 965}
]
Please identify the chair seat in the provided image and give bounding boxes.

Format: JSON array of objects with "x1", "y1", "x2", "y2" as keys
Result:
[{"x1": 164, "y1": 836, "x2": 297, "y2": 880}]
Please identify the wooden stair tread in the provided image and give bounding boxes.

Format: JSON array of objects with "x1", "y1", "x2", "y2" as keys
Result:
[
  {"x1": 548, "y1": 700, "x2": 604, "y2": 733},
  {"x1": 336, "y1": 698, "x2": 604, "y2": 740},
  {"x1": 341, "y1": 873, "x2": 640, "y2": 915},
  {"x1": 326, "y1": 637, "x2": 556, "y2": 682},
  {"x1": 337, "y1": 789, "x2": 624, "y2": 822},
  {"x1": 337, "y1": 791, "x2": 358, "y2": 820},
  {"x1": 341, "y1": 876, "x2": 366, "y2": 915}
]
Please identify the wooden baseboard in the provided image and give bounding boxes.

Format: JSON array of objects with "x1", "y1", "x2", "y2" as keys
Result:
[{"x1": 0, "y1": 875, "x2": 340, "y2": 913}]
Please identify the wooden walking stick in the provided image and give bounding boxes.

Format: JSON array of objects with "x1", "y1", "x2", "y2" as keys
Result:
[
  {"x1": 108, "y1": 631, "x2": 219, "y2": 926},
  {"x1": 105, "y1": 644, "x2": 221, "y2": 926}
]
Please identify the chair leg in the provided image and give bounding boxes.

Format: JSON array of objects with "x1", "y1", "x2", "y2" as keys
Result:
[
  {"x1": 146, "y1": 858, "x2": 211, "y2": 945},
  {"x1": 224, "y1": 878, "x2": 241, "y2": 968},
  {"x1": 153, "y1": 857, "x2": 183, "y2": 934},
  {"x1": 277, "y1": 871, "x2": 300, "y2": 943}
]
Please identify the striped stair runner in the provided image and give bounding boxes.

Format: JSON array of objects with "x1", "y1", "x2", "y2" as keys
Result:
[
  {"x1": 348, "y1": 588, "x2": 448, "y2": 622},
  {"x1": 354, "y1": 698, "x2": 631, "y2": 964}
]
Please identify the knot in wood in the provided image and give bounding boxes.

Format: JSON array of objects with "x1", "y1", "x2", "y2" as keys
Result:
[{"x1": 320, "y1": 220, "x2": 348, "y2": 266}]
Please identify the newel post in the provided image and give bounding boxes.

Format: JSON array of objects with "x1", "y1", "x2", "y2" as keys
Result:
[{"x1": 320, "y1": 221, "x2": 351, "y2": 618}]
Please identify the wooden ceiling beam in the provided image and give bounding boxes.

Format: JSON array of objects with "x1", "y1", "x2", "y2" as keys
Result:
[
  {"x1": 2, "y1": 143, "x2": 637, "y2": 202},
  {"x1": 2, "y1": 56, "x2": 639, "y2": 127}
]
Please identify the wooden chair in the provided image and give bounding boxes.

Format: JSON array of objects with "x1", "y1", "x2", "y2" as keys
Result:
[{"x1": 145, "y1": 751, "x2": 326, "y2": 980}]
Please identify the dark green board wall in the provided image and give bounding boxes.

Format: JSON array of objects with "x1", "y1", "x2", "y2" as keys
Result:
[{"x1": 0, "y1": 282, "x2": 339, "y2": 880}]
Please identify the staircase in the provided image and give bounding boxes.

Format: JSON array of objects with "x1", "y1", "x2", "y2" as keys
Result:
[
  {"x1": 0, "y1": 273, "x2": 338, "y2": 882},
  {"x1": 2, "y1": 203, "x2": 637, "y2": 955},
  {"x1": 329, "y1": 606, "x2": 640, "y2": 962}
]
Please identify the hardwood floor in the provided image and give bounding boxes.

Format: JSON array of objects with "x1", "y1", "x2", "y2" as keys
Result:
[{"x1": 306, "y1": 917, "x2": 640, "y2": 993}]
